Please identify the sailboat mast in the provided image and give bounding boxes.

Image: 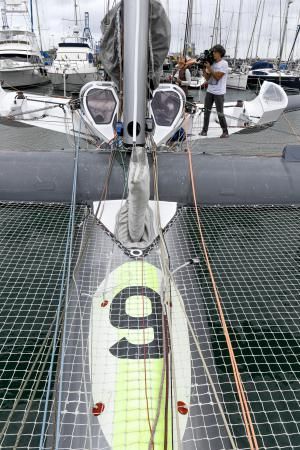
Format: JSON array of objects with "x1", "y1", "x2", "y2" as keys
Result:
[
  {"x1": 74, "y1": 0, "x2": 79, "y2": 27},
  {"x1": 30, "y1": 0, "x2": 33, "y2": 32},
  {"x1": 183, "y1": 0, "x2": 194, "y2": 56},
  {"x1": 211, "y1": 0, "x2": 219, "y2": 47},
  {"x1": 34, "y1": 0, "x2": 43, "y2": 51},
  {"x1": 123, "y1": 0, "x2": 149, "y2": 146},
  {"x1": 233, "y1": 0, "x2": 243, "y2": 66},
  {"x1": 225, "y1": 11, "x2": 234, "y2": 49},
  {"x1": 246, "y1": 0, "x2": 262, "y2": 61},
  {"x1": 278, "y1": 0, "x2": 294, "y2": 66},
  {"x1": 267, "y1": 14, "x2": 274, "y2": 58},
  {"x1": 218, "y1": 0, "x2": 221, "y2": 43},
  {"x1": 287, "y1": 22, "x2": 300, "y2": 65},
  {"x1": 255, "y1": 0, "x2": 265, "y2": 58}
]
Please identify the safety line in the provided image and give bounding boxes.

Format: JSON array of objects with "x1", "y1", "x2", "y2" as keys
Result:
[{"x1": 187, "y1": 146, "x2": 259, "y2": 450}]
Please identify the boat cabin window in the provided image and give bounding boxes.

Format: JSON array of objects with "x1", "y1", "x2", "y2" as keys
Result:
[
  {"x1": 151, "y1": 91, "x2": 181, "y2": 127},
  {"x1": 0, "y1": 40, "x2": 31, "y2": 46},
  {"x1": 86, "y1": 89, "x2": 117, "y2": 125},
  {"x1": 0, "y1": 54, "x2": 30, "y2": 61},
  {"x1": 261, "y1": 83, "x2": 286, "y2": 103},
  {"x1": 57, "y1": 53, "x2": 90, "y2": 61}
]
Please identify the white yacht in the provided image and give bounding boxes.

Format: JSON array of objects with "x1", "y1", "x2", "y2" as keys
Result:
[
  {"x1": 0, "y1": 1, "x2": 47, "y2": 88},
  {"x1": 47, "y1": 1, "x2": 99, "y2": 93},
  {"x1": 227, "y1": 68, "x2": 248, "y2": 90}
]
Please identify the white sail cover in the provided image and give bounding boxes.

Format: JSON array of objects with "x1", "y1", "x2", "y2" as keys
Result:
[{"x1": 100, "y1": 0, "x2": 171, "y2": 89}]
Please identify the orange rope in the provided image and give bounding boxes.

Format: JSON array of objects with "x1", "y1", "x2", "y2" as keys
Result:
[
  {"x1": 186, "y1": 147, "x2": 259, "y2": 450},
  {"x1": 141, "y1": 259, "x2": 154, "y2": 449}
]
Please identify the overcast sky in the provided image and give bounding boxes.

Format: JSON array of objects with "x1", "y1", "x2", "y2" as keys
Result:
[{"x1": 2, "y1": 0, "x2": 300, "y2": 59}]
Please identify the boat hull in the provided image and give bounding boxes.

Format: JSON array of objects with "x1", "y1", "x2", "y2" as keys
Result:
[
  {"x1": 247, "y1": 74, "x2": 300, "y2": 90},
  {"x1": 227, "y1": 72, "x2": 248, "y2": 90},
  {"x1": 47, "y1": 70, "x2": 100, "y2": 91},
  {"x1": 0, "y1": 66, "x2": 49, "y2": 88}
]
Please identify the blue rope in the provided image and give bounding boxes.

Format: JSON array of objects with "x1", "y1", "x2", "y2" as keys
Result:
[
  {"x1": 38, "y1": 116, "x2": 82, "y2": 450},
  {"x1": 54, "y1": 116, "x2": 82, "y2": 450}
]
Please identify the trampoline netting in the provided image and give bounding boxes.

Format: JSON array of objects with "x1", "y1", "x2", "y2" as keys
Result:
[{"x1": 0, "y1": 203, "x2": 299, "y2": 450}]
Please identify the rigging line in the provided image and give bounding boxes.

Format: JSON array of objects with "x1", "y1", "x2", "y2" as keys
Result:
[
  {"x1": 282, "y1": 112, "x2": 300, "y2": 143},
  {"x1": 8, "y1": 103, "x2": 63, "y2": 118},
  {"x1": 150, "y1": 141, "x2": 180, "y2": 450},
  {"x1": 186, "y1": 146, "x2": 259, "y2": 450},
  {"x1": 54, "y1": 112, "x2": 82, "y2": 450},
  {"x1": 143, "y1": 157, "x2": 169, "y2": 450},
  {"x1": 71, "y1": 234, "x2": 93, "y2": 450},
  {"x1": 38, "y1": 113, "x2": 81, "y2": 450},
  {"x1": 141, "y1": 257, "x2": 155, "y2": 450},
  {"x1": 174, "y1": 120, "x2": 239, "y2": 449}
]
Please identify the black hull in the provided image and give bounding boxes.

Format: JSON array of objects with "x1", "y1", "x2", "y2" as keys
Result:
[{"x1": 247, "y1": 75, "x2": 300, "y2": 90}]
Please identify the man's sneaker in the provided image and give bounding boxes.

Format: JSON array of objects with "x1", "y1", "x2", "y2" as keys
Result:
[
  {"x1": 220, "y1": 132, "x2": 229, "y2": 138},
  {"x1": 200, "y1": 130, "x2": 207, "y2": 136}
]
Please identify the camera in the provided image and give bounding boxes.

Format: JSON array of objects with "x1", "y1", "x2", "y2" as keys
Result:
[{"x1": 196, "y1": 49, "x2": 215, "y2": 69}]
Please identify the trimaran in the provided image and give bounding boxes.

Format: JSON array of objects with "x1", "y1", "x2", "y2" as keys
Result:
[{"x1": 0, "y1": 1, "x2": 300, "y2": 449}]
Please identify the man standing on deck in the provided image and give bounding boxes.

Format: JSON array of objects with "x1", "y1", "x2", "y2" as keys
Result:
[{"x1": 200, "y1": 44, "x2": 229, "y2": 138}]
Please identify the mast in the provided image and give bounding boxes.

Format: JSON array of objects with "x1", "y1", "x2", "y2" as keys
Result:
[
  {"x1": 218, "y1": 0, "x2": 221, "y2": 43},
  {"x1": 255, "y1": 0, "x2": 265, "y2": 58},
  {"x1": 123, "y1": 0, "x2": 149, "y2": 147},
  {"x1": 74, "y1": 0, "x2": 79, "y2": 27},
  {"x1": 30, "y1": 0, "x2": 33, "y2": 32},
  {"x1": 246, "y1": 0, "x2": 263, "y2": 61},
  {"x1": 211, "y1": 0, "x2": 219, "y2": 47},
  {"x1": 287, "y1": 23, "x2": 300, "y2": 65},
  {"x1": 34, "y1": 0, "x2": 43, "y2": 51},
  {"x1": 267, "y1": 14, "x2": 274, "y2": 59},
  {"x1": 183, "y1": 0, "x2": 194, "y2": 56},
  {"x1": 123, "y1": 0, "x2": 150, "y2": 243},
  {"x1": 233, "y1": 0, "x2": 243, "y2": 67},
  {"x1": 278, "y1": 0, "x2": 294, "y2": 66},
  {"x1": 225, "y1": 11, "x2": 234, "y2": 49}
]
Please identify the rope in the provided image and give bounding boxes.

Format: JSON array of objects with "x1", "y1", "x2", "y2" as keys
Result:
[
  {"x1": 151, "y1": 145, "x2": 181, "y2": 450},
  {"x1": 150, "y1": 139, "x2": 238, "y2": 450},
  {"x1": 54, "y1": 113, "x2": 82, "y2": 450},
  {"x1": 38, "y1": 113, "x2": 82, "y2": 450},
  {"x1": 186, "y1": 146, "x2": 259, "y2": 450},
  {"x1": 282, "y1": 112, "x2": 300, "y2": 143},
  {"x1": 8, "y1": 103, "x2": 64, "y2": 118}
]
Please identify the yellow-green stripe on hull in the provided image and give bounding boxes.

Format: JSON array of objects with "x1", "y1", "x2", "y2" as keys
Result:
[
  {"x1": 113, "y1": 262, "x2": 171, "y2": 449},
  {"x1": 90, "y1": 261, "x2": 190, "y2": 449}
]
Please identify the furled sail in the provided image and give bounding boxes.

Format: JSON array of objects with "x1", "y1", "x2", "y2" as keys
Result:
[{"x1": 100, "y1": 0, "x2": 171, "y2": 90}]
